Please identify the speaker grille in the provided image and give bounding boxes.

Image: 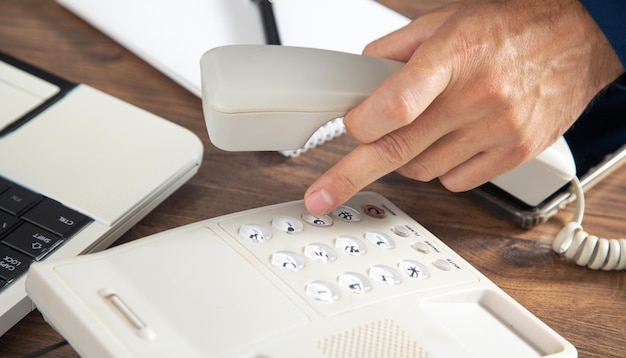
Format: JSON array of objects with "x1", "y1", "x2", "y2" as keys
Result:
[{"x1": 317, "y1": 319, "x2": 429, "y2": 358}]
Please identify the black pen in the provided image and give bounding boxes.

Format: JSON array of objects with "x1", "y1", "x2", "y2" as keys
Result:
[{"x1": 252, "y1": 0, "x2": 281, "y2": 45}]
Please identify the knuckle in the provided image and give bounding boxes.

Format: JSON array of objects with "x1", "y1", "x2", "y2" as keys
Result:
[
  {"x1": 483, "y1": 74, "x2": 513, "y2": 103},
  {"x1": 400, "y1": 159, "x2": 439, "y2": 183},
  {"x1": 512, "y1": 140, "x2": 536, "y2": 163},
  {"x1": 495, "y1": 128, "x2": 537, "y2": 164},
  {"x1": 384, "y1": 89, "x2": 422, "y2": 127},
  {"x1": 439, "y1": 164, "x2": 486, "y2": 193},
  {"x1": 373, "y1": 132, "x2": 415, "y2": 168},
  {"x1": 345, "y1": 88, "x2": 419, "y2": 144},
  {"x1": 331, "y1": 170, "x2": 361, "y2": 196}
]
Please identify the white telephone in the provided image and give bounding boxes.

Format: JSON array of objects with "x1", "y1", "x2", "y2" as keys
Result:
[
  {"x1": 26, "y1": 192, "x2": 577, "y2": 357},
  {"x1": 200, "y1": 45, "x2": 624, "y2": 271}
]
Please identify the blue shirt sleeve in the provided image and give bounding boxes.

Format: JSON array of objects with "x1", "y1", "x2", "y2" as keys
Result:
[{"x1": 578, "y1": 0, "x2": 626, "y2": 69}]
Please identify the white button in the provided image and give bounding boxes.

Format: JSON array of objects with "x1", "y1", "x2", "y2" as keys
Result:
[
  {"x1": 332, "y1": 205, "x2": 362, "y2": 223},
  {"x1": 335, "y1": 235, "x2": 367, "y2": 256},
  {"x1": 271, "y1": 251, "x2": 305, "y2": 272},
  {"x1": 411, "y1": 242, "x2": 430, "y2": 254},
  {"x1": 301, "y1": 212, "x2": 333, "y2": 227},
  {"x1": 433, "y1": 259, "x2": 452, "y2": 271},
  {"x1": 271, "y1": 216, "x2": 304, "y2": 234},
  {"x1": 238, "y1": 224, "x2": 272, "y2": 243},
  {"x1": 398, "y1": 260, "x2": 430, "y2": 280},
  {"x1": 338, "y1": 272, "x2": 372, "y2": 294},
  {"x1": 304, "y1": 243, "x2": 337, "y2": 263},
  {"x1": 368, "y1": 265, "x2": 402, "y2": 285},
  {"x1": 392, "y1": 225, "x2": 410, "y2": 237},
  {"x1": 365, "y1": 231, "x2": 396, "y2": 249},
  {"x1": 305, "y1": 281, "x2": 339, "y2": 303}
]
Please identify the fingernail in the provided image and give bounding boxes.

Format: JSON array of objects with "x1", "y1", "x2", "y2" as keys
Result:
[{"x1": 305, "y1": 189, "x2": 333, "y2": 215}]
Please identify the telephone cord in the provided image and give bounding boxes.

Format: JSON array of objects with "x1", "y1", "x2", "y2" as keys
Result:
[
  {"x1": 553, "y1": 177, "x2": 626, "y2": 270},
  {"x1": 280, "y1": 117, "x2": 346, "y2": 157}
]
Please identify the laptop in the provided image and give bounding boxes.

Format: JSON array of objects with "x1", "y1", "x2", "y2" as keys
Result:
[{"x1": 0, "y1": 52, "x2": 203, "y2": 336}]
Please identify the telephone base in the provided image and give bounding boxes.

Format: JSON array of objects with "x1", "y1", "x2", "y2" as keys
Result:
[{"x1": 25, "y1": 192, "x2": 576, "y2": 357}]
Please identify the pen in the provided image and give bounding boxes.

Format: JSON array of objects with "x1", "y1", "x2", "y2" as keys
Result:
[{"x1": 252, "y1": 0, "x2": 281, "y2": 45}]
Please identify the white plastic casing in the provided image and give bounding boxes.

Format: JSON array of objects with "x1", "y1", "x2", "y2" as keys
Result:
[
  {"x1": 200, "y1": 45, "x2": 403, "y2": 151},
  {"x1": 26, "y1": 192, "x2": 577, "y2": 358},
  {"x1": 490, "y1": 137, "x2": 577, "y2": 207}
]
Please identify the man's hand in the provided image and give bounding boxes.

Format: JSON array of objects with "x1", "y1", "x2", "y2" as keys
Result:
[{"x1": 304, "y1": 0, "x2": 624, "y2": 215}]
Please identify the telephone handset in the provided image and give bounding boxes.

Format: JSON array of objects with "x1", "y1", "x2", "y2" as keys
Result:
[
  {"x1": 200, "y1": 44, "x2": 624, "y2": 270},
  {"x1": 200, "y1": 44, "x2": 403, "y2": 152}
]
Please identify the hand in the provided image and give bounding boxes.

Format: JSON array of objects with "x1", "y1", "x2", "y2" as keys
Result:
[{"x1": 304, "y1": 0, "x2": 624, "y2": 215}]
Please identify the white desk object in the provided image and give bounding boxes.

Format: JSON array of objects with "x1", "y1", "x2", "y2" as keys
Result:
[{"x1": 57, "y1": 0, "x2": 410, "y2": 97}]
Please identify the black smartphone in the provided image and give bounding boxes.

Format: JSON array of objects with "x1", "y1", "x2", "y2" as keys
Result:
[{"x1": 471, "y1": 80, "x2": 626, "y2": 228}]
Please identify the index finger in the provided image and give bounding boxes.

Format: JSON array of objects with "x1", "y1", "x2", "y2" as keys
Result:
[{"x1": 304, "y1": 109, "x2": 448, "y2": 215}]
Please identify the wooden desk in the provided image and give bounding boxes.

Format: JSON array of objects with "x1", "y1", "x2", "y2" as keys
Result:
[{"x1": 0, "y1": 1, "x2": 624, "y2": 357}]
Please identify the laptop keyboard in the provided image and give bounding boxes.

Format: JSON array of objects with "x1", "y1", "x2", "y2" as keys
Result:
[{"x1": 0, "y1": 176, "x2": 92, "y2": 290}]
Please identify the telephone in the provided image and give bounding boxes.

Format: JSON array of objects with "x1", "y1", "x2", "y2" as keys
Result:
[
  {"x1": 25, "y1": 192, "x2": 577, "y2": 357},
  {"x1": 200, "y1": 45, "x2": 625, "y2": 271}
]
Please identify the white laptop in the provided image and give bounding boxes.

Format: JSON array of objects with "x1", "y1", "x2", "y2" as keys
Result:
[{"x1": 0, "y1": 52, "x2": 203, "y2": 336}]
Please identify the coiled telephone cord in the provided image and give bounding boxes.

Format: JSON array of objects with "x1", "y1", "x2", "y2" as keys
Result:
[
  {"x1": 553, "y1": 177, "x2": 626, "y2": 270},
  {"x1": 280, "y1": 117, "x2": 346, "y2": 157}
]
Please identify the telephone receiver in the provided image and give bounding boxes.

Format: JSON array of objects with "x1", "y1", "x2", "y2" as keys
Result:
[{"x1": 200, "y1": 44, "x2": 623, "y2": 270}]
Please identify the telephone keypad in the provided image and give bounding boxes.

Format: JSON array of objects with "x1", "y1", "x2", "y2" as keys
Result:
[{"x1": 218, "y1": 193, "x2": 479, "y2": 316}]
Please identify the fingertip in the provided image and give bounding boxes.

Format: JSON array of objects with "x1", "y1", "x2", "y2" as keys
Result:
[
  {"x1": 304, "y1": 144, "x2": 397, "y2": 216},
  {"x1": 304, "y1": 188, "x2": 334, "y2": 215}
]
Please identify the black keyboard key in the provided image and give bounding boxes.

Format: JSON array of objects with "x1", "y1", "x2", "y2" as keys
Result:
[
  {"x1": 0, "y1": 211, "x2": 19, "y2": 238},
  {"x1": 0, "y1": 245, "x2": 32, "y2": 282},
  {"x1": 0, "y1": 177, "x2": 10, "y2": 193},
  {"x1": 2, "y1": 223, "x2": 63, "y2": 260},
  {"x1": 0, "y1": 177, "x2": 93, "y2": 293},
  {"x1": 22, "y1": 198, "x2": 91, "y2": 238},
  {"x1": 0, "y1": 185, "x2": 41, "y2": 216}
]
